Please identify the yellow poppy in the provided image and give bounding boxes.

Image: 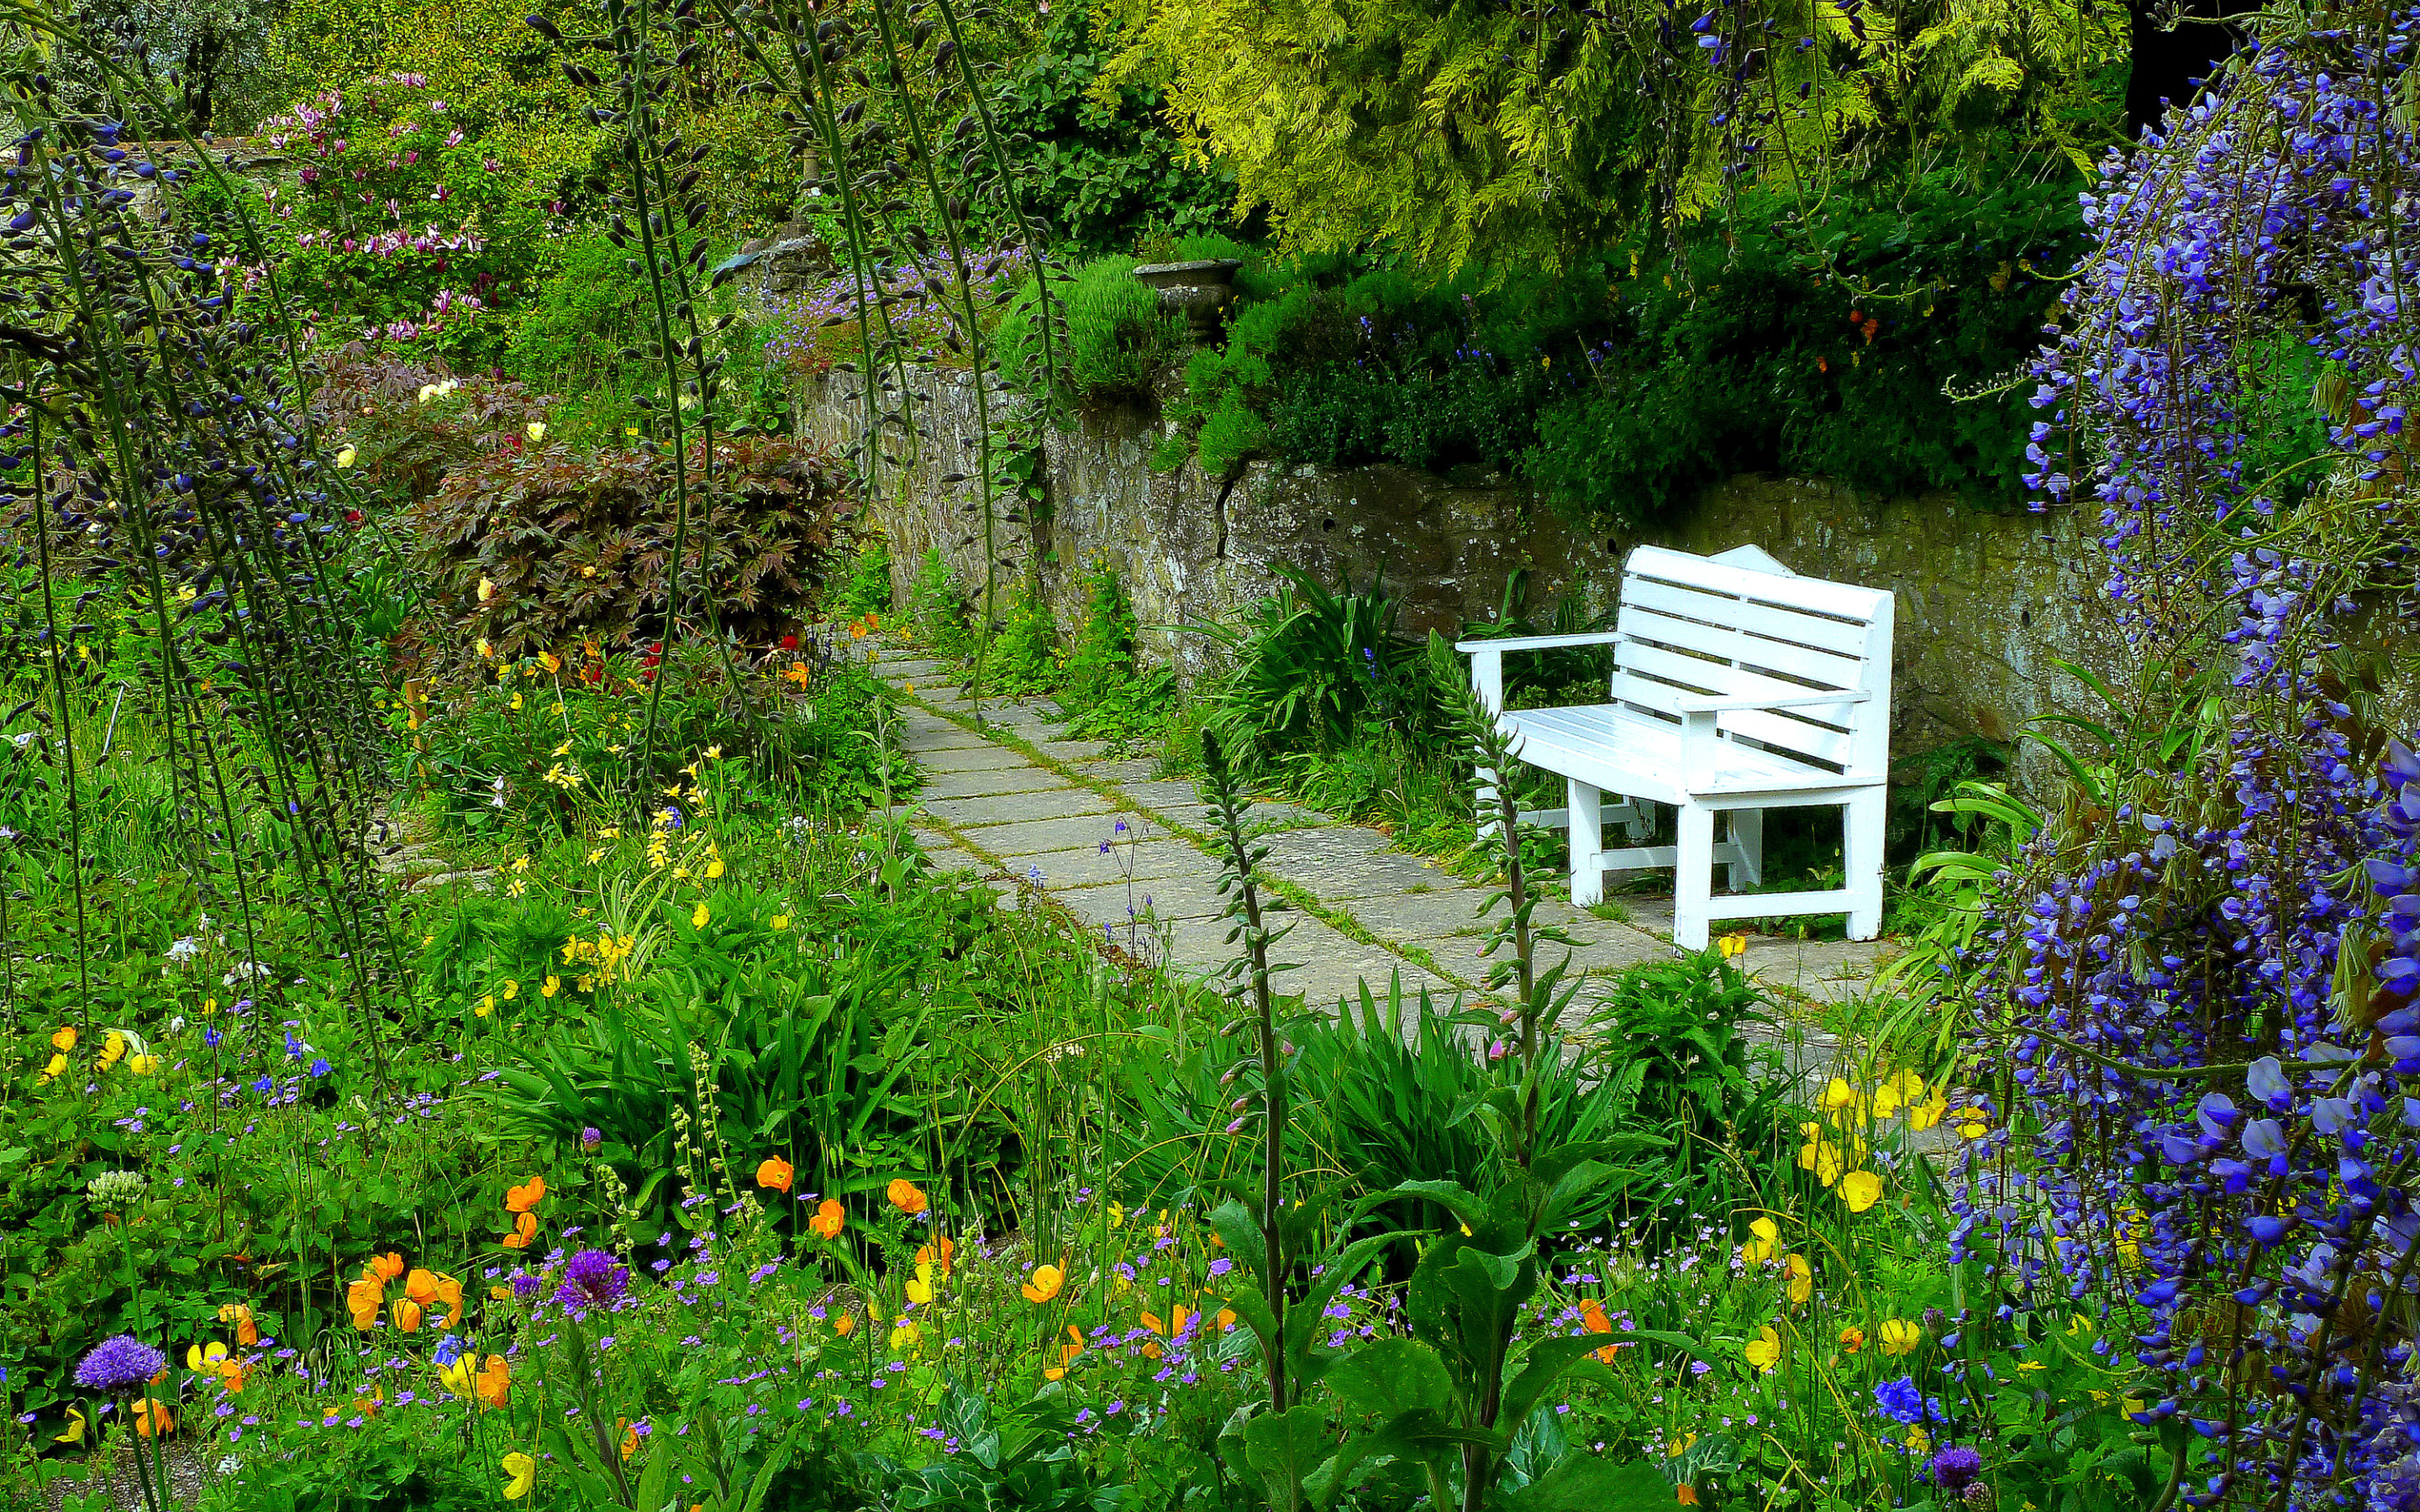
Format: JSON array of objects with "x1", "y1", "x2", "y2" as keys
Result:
[
  {"x1": 127, "y1": 1054, "x2": 159, "y2": 1074},
  {"x1": 134, "y1": 1398, "x2": 174, "y2": 1438},
  {"x1": 1839, "y1": 1170, "x2": 1884, "y2": 1213},
  {"x1": 98, "y1": 1032, "x2": 127, "y2": 1068},
  {"x1": 187, "y1": 1342, "x2": 229, "y2": 1372},
  {"x1": 1744, "y1": 1326, "x2": 1782, "y2": 1373},
  {"x1": 691, "y1": 901, "x2": 709, "y2": 930},
  {"x1": 502, "y1": 1452, "x2": 536, "y2": 1499},
  {"x1": 1786, "y1": 1254, "x2": 1812, "y2": 1305},
  {"x1": 1820, "y1": 1077, "x2": 1855, "y2": 1111},
  {"x1": 1022, "y1": 1264, "x2": 1064, "y2": 1305},
  {"x1": 439, "y1": 1355, "x2": 477, "y2": 1398},
  {"x1": 50, "y1": 1026, "x2": 76, "y2": 1052},
  {"x1": 906, "y1": 1262, "x2": 937, "y2": 1305},
  {"x1": 54, "y1": 1404, "x2": 86, "y2": 1446},
  {"x1": 1739, "y1": 1216, "x2": 1781, "y2": 1266},
  {"x1": 1878, "y1": 1317, "x2": 1923, "y2": 1356},
  {"x1": 1044, "y1": 1324, "x2": 1083, "y2": 1380}
]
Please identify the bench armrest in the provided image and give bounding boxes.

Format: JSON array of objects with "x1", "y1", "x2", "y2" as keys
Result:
[
  {"x1": 1675, "y1": 689, "x2": 1873, "y2": 714},
  {"x1": 1453, "y1": 632, "x2": 1625, "y2": 654}
]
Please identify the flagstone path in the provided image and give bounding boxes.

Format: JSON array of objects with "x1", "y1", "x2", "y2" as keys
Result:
[{"x1": 871, "y1": 643, "x2": 1895, "y2": 1059}]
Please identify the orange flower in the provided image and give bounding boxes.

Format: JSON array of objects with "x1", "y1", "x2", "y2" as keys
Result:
[
  {"x1": 392, "y1": 1297, "x2": 424, "y2": 1333},
  {"x1": 368, "y1": 1252, "x2": 406, "y2": 1283},
  {"x1": 502, "y1": 1210, "x2": 539, "y2": 1249},
  {"x1": 1044, "y1": 1324, "x2": 1083, "y2": 1381},
  {"x1": 886, "y1": 1178, "x2": 927, "y2": 1215},
  {"x1": 618, "y1": 1419, "x2": 639, "y2": 1461},
  {"x1": 832, "y1": 1311, "x2": 856, "y2": 1337},
  {"x1": 218, "y1": 1302, "x2": 260, "y2": 1347},
  {"x1": 505, "y1": 1177, "x2": 546, "y2": 1214},
  {"x1": 1578, "y1": 1298, "x2": 1625, "y2": 1363},
  {"x1": 1838, "y1": 1324, "x2": 1866, "y2": 1355},
  {"x1": 346, "y1": 1275, "x2": 385, "y2": 1331},
  {"x1": 406, "y1": 1268, "x2": 463, "y2": 1325},
  {"x1": 476, "y1": 1354, "x2": 511, "y2": 1410},
  {"x1": 755, "y1": 1158, "x2": 794, "y2": 1192},
  {"x1": 808, "y1": 1199, "x2": 844, "y2": 1241},
  {"x1": 1678, "y1": 1486, "x2": 1700, "y2": 1506},
  {"x1": 914, "y1": 1236, "x2": 955, "y2": 1277},
  {"x1": 1215, "y1": 1308, "x2": 1238, "y2": 1332},
  {"x1": 133, "y1": 1398, "x2": 174, "y2": 1438}
]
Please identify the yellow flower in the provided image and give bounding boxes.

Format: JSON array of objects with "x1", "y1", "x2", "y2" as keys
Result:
[
  {"x1": 335, "y1": 444, "x2": 357, "y2": 469},
  {"x1": 906, "y1": 1262, "x2": 937, "y2": 1305},
  {"x1": 508, "y1": 692, "x2": 523, "y2": 711},
  {"x1": 1108, "y1": 1202, "x2": 1125, "y2": 1230},
  {"x1": 705, "y1": 858, "x2": 725, "y2": 879},
  {"x1": 476, "y1": 995, "x2": 494, "y2": 1019},
  {"x1": 588, "y1": 848, "x2": 607, "y2": 864},
  {"x1": 439, "y1": 1355, "x2": 476, "y2": 1397},
  {"x1": 501, "y1": 1451, "x2": 536, "y2": 1499},
  {"x1": 1744, "y1": 1326, "x2": 1782, "y2": 1373},
  {"x1": 526, "y1": 422, "x2": 547, "y2": 443},
  {"x1": 1837, "y1": 1324, "x2": 1865, "y2": 1354},
  {"x1": 55, "y1": 1404, "x2": 87, "y2": 1445},
  {"x1": 542, "y1": 976, "x2": 560, "y2": 999},
  {"x1": 1821, "y1": 1077, "x2": 1856, "y2": 1111},
  {"x1": 1952, "y1": 1106, "x2": 1991, "y2": 1139},
  {"x1": 1717, "y1": 932, "x2": 1747, "y2": 958},
  {"x1": 128, "y1": 1054, "x2": 160, "y2": 1075},
  {"x1": 1022, "y1": 1264, "x2": 1064, "y2": 1305},
  {"x1": 500, "y1": 979, "x2": 518, "y2": 1001},
  {"x1": 40, "y1": 1053, "x2": 66, "y2": 1081},
  {"x1": 52, "y1": 1026, "x2": 77, "y2": 1052},
  {"x1": 1878, "y1": 1317, "x2": 1923, "y2": 1356},
  {"x1": 1909, "y1": 1090, "x2": 1950, "y2": 1131},
  {"x1": 187, "y1": 1341, "x2": 230, "y2": 1372},
  {"x1": 692, "y1": 901, "x2": 710, "y2": 930},
  {"x1": 771, "y1": 914, "x2": 790, "y2": 930},
  {"x1": 1907, "y1": 1424, "x2": 1929, "y2": 1452},
  {"x1": 98, "y1": 1032, "x2": 126, "y2": 1068},
  {"x1": 1739, "y1": 1216, "x2": 1780, "y2": 1266},
  {"x1": 476, "y1": 638, "x2": 492, "y2": 659},
  {"x1": 888, "y1": 1321, "x2": 923, "y2": 1355},
  {"x1": 1785, "y1": 1253, "x2": 1812, "y2": 1305},
  {"x1": 1839, "y1": 1169, "x2": 1884, "y2": 1213}
]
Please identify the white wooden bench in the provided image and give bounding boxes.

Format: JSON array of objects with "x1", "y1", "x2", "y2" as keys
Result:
[{"x1": 1456, "y1": 544, "x2": 1894, "y2": 951}]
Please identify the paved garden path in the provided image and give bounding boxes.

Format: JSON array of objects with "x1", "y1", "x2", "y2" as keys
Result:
[{"x1": 871, "y1": 643, "x2": 1895, "y2": 1057}]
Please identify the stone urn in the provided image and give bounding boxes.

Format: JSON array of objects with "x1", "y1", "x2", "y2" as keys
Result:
[{"x1": 1134, "y1": 259, "x2": 1245, "y2": 342}]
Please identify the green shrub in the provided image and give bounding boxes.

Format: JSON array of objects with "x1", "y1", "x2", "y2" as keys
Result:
[
  {"x1": 1059, "y1": 561, "x2": 1175, "y2": 748},
  {"x1": 502, "y1": 228, "x2": 654, "y2": 394},
  {"x1": 838, "y1": 533, "x2": 895, "y2": 618},
  {"x1": 986, "y1": 580, "x2": 1061, "y2": 696},
  {"x1": 1188, "y1": 565, "x2": 1431, "y2": 774},
  {"x1": 996, "y1": 255, "x2": 1186, "y2": 406},
  {"x1": 909, "y1": 547, "x2": 972, "y2": 659}
]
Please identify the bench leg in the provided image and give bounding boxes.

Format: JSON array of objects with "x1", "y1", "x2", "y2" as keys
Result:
[
  {"x1": 1844, "y1": 789, "x2": 1886, "y2": 941},
  {"x1": 1673, "y1": 802, "x2": 1715, "y2": 953},
  {"x1": 1568, "y1": 779, "x2": 1603, "y2": 907},
  {"x1": 1728, "y1": 807, "x2": 1764, "y2": 890}
]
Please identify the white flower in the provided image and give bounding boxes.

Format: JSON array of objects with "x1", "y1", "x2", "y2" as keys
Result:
[
  {"x1": 8, "y1": 731, "x2": 35, "y2": 751},
  {"x1": 165, "y1": 936, "x2": 204, "y2": 967},
  {"x1": 168, "y1": 1016, "x2": 187, "y2": 1035},
  {"x1": 489, "y1": 775, "x2": 508, "y2": 810},
  {"x1": 224, "y1": 961, "x2": 270, "y2": 986}
]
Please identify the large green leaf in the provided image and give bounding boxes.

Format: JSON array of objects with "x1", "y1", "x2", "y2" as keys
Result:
[
  {"x1": 1241, "y1": 1406, "x2": 1334, "y2": 1512},
  {"x1": 1325, "y1": 1337, "x2": 1453, "y2": 1419},
  {"x1": 1492, "y1": 1454, "x2": 1675, "y2": 1511}
]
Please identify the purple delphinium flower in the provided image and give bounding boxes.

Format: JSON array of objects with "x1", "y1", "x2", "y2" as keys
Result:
[
  {"x1": 76, "y1": 1336, "x2": 167, "y2": 1394},
  {"x1": 558, "y1": 1248, "x2": 629, "y2": 1312}
]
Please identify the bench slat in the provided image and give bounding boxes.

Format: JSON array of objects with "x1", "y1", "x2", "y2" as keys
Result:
[
  {"x1": 1619, "y1": 575, "x2": 1875, "y2": 660},
  {"x1": 1608, "y1": 649, "x2": 1858, "y2": 769},
  {"x1": 1628, "y1": 543, "x2": 1890, "y2": 623},
  {"x1": 1507, "y1": 706, "x2": 1865, "y2": 796},
  {"x1": 1617, "y1": 597, "x2": 1870, "y2": 686}
]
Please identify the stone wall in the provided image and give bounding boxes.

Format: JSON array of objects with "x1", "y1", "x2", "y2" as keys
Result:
[{"x1": 795, "y1": 363, "x2": 2120, "y2": 787}]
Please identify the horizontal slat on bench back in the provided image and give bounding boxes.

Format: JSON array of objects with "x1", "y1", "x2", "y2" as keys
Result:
[
  {"x1": 1607, "y1": 666, "x2": 1854, "y2": 769},
  {"x1": 1628, "y1": 544, "x2": 1891, "y2": 625},
  {"x1": 1619, "y1": 574, "x2": 1874, "y2": 660},
  {"x1": 1616, "y1": 600, "x2": 1868, "y2": 690}
]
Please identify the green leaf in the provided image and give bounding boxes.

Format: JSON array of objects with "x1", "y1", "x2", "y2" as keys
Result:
[
  {"x1": 1241, "y1": 1405, "x2": 1333, "y2": 1512},
  {"x1": 1384, "y1": 1178, "x2": 1487, "y2": 1231},
  {"x1": 1325, "y1": 1337, "x2": 1452, "y2": 1419},
  {"x1": 1491, "y1": 1454, "x2": 1675, "y2": 1511}
]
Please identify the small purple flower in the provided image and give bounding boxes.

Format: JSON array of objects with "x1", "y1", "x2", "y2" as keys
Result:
[
  {"x1": 76, "y1": 1336, "x2": 167, "y2": 1394},
  {"x1": 580, "y1": 1126, "x2": 602, "y2": 1152}
]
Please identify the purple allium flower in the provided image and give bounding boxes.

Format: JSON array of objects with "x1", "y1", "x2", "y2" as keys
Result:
[
  {"x1": 509, "y1": 1271, "x2": 546, "y2": 1303},
  {"x1": 580, "y1": 1126, "x2": 602, "y2": 1151},
  {"x1": 558, "y1": 1248, "x2": 629, "y2": 1312},
  {"x1": 76, "y1": 1336, "x2": 167, "y2": 1394},
  {"x1": 1930, "y1": 1445, "x2": 1983, "y2": 1491}
]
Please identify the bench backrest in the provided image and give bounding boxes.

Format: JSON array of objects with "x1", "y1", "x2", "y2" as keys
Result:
[{"x1": 1612, "y1": 545, "x2": 1894, "y2": 778}]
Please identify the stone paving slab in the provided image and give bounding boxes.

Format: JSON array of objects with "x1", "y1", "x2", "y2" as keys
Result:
[
  {"x1": 926, "y1": 788, "x2": 1112, "y2": 827},
  {"x1": 959, "y1": 812, "x2": 1153, "y2": 858},
  {"x1": 899, "y1": 715, "x2": 992, "y2": 750},
  {"x1": 1058, "y1": 870, "x2": 1229, "y2": 925},
  {"x1": 1118, "y1": 779, "x2": 1208, "y2": 816},
  {"x1": 1260, "y1": 831, "x2": 1444, "y2": 903},
  {"x1": 918, "y1": 764, "x2": 1076, "y2": 800},
  {"x1": 1034, "y1": 739, "x2": 1112, "y2": 765},
  {"x1": 917, "y1": 743, "x2": 1036, "y2": 774},
  {"x1": 1085, "y1": 759, "x2": 1165, "y2": 784},
  {"x1": 978, "y1": 838, "x2": 1203, "y2": 890}
]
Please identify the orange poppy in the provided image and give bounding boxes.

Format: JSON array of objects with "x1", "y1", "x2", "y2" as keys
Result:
[
  {"x1": 886, "y1": 1179, "x2": 927, "y2": 1215},
  {"x1": 133, "y1": 1399, "x2": 174, "y2": 1438},
  {"x1": 218, "y1": 1302, "x2": 260, "y2": 1347},
  {"x1": 1578, "y1": 1298, "x2": 1624, "y2": 1363},
  {"x1": 755, "y1": 1158, "x2": 793, "y2": 1192},
  {"x1": 392, "y1": 1297, "x2": 424, "y2": 1333},
  {"x1": 915, "y1": 1236, "x2": 956, "y2": 1276},
  {"x1": 832, "y1": 1311, "x2": 856, "y2": 1336},
  {"x1": 406, "y1": 1268, "x2": 463, "y2": 1324},
  {"x1": 476, "y1": 1353, "x2": 511, "y2": 1409},
  {"x1": 808, "y1": 1199, "x2": 844, "y2": 1241},
  {"x1": 1044, "y1": 1325, "x2": 1083, "y2": 1381},
  {"x1": 346, "y1": 1275, "x2": 385, "y2": 1331},
  {"x1": 618, "y1": 1419, "x2": 639, "y2": 1461},
  {"x1": 505, "y1": 1177, "x2": 546, "y2": 1214},
  {"x1": 368, "y1": 1252, "x2": 406, "y2": 1283},
  {"x1": 502, "y1": 1210, "x2": 539, "y2": 1249}
]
